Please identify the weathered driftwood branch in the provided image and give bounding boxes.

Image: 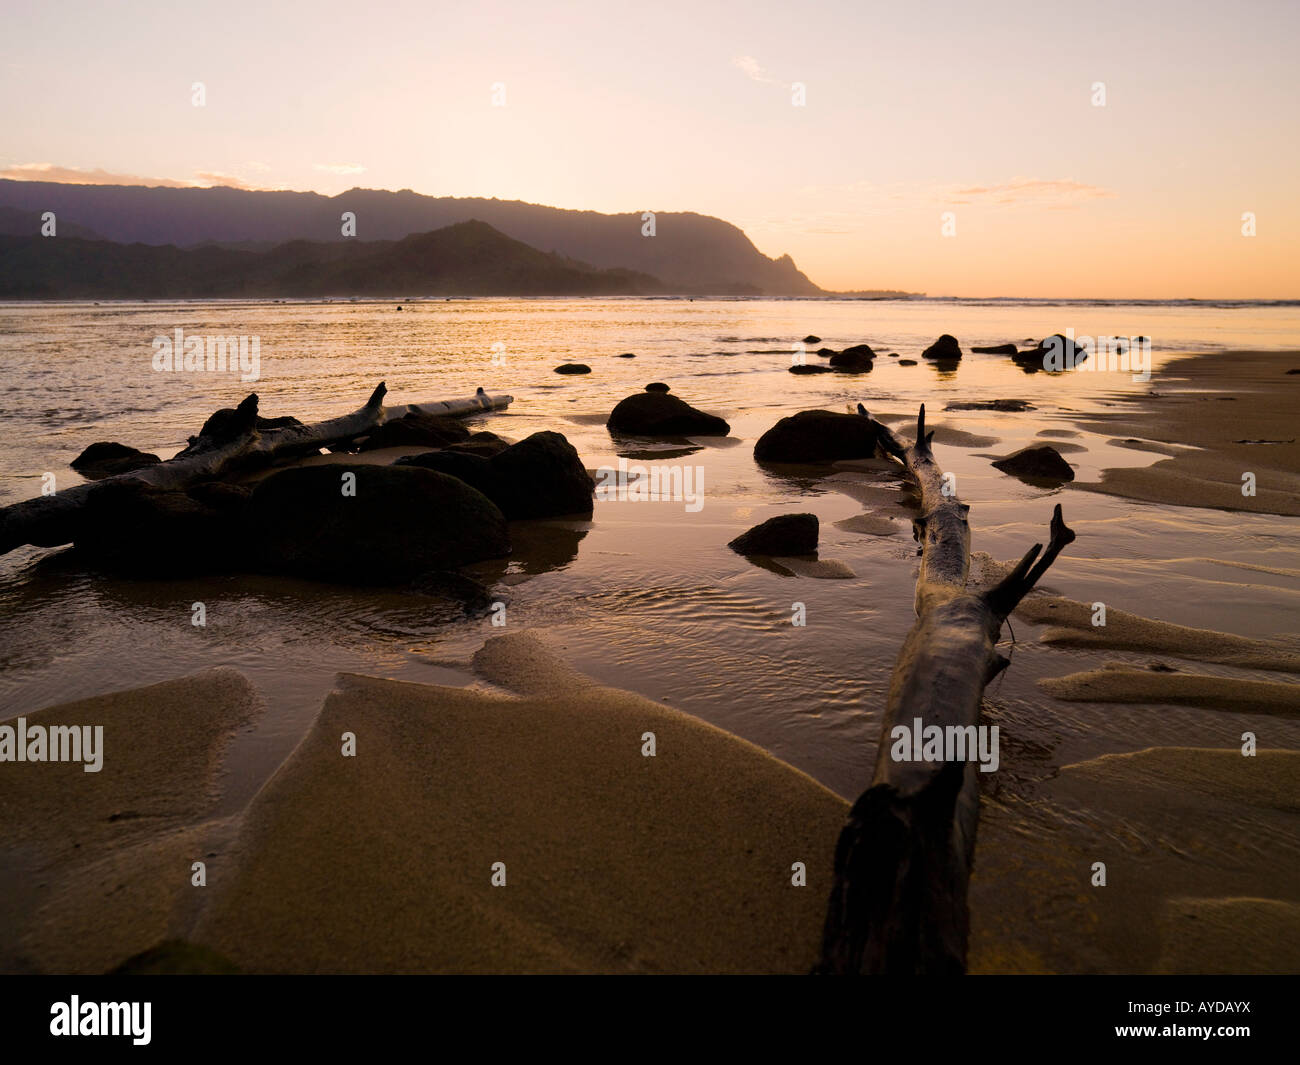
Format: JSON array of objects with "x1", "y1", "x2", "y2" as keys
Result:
[
  {"x1": 0, "y1": 382, "x2": 388, "y2": 555},
  {"x1": 816, "y1": 404, "x2": 1075, "y2": 974}
]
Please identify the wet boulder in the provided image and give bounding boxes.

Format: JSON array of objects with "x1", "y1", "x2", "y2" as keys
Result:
[
  {"x1": 607, "y1": 392, "x2": 730, "y2": 436},
  {"x1": 490, "y1": 431, "x2": 595, "y2": 518},
  {"x1": 400, "y1": 431, "x2": 594, "y2": 519},
  {"x1": 991, "y1": 445, "x2": 1075, "y2": 483},
  {"x1": 921, "y1": 334, "x2": 962, "y2": 361},
  {"x1": 249, "y1": 465, "x2": 509, "y2": 583},
  {"x1": 829, "y1": 344, "x2": 875, "y2": 372},
  {"x1": 645, "y1": 382, "x2": 670, "y2": 393},
  {"x1": 728, "y1": 513, "x2": 818, "y2": 556},
  {"x1": 555, "y1": 363, "x2": 591, "y2": 374},
  {"x1": 971, "y1": 343, "x2": 1019, "y2": 356},
  {"x1": 754, "y1": 410, "x2": 884, "y2": 464},
  {"x1": 803, "y1": 335, "x2": 822, "y2": 344},
  {"x1": 74, "y1": 480, "x2": 252, "y2": 576}
]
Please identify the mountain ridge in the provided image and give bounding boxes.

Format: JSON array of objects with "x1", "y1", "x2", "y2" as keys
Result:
[
  {"x1": 0, "y1": 219, "x2": 672, "y2": 298},
  {"x1": 0, "y1": 180, "x2": 821, "y2": 296}
]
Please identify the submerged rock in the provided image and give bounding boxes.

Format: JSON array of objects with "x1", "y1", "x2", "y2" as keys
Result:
[
  {"x1": 754, "y1": 409, "x2": 883, "y2": 463},
  {"x1": 991, "y1": 445, "x2": 1075, "y2": 482},
  {"x1": 250, "y1": 465, "x2": 509, "y2": 583},
  {"x1": 616, "y1": 352, "x2": 637, "y2": 358},
  {"x1": 607, "y1": 392, "x2": 730, "y2": 436},
  {"x1": 70, "y1": 441, "x2": 162, "y2": 479},
  {"x1": 789, "y1": 364, "x2": 833, "y2": 374},
  {"x1": 555, "y1": 363, "x2": 591, "y2": 374},
  {"x1": 815, "y1": 347, "x2": 836, "y2": 358},
  {"x1": 400, "y1": 431, "x2": 594, "y2": 519},
  {"x1": 921, "y1": 334, "x2": 962, "y2": 361},
  {"x1": 899, "y1": 359, "x2": 918, "y2": 366},
  {"x1": 945, "y1": 399, "x2": 1035, "y2": 412},
  {"x1": 971, "y1": 343, "x2": 1019, "y2": 355},
  {"x1": 729, "y1": 513, "x2": 819, "y2": 556}
]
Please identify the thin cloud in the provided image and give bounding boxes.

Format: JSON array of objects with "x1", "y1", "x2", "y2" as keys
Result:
[
  {"x1": 732, "y1": 55, "x2": 779, "y2": 86},
  {"x1": 0, "y1": 163, "x2": 265, "y2": 189},
  {"x1": 313, "y1": 163, "x2": 367, "y2": 175},
  {"x1": 193, "y1": 171, "x2": 257, "y2": 189},
  {"x1": 949, "y1": 178, "x2": 1114, "y2": 206},
  {"x1": 0, "y1": 163, "x2": 194, "y2": 187}
]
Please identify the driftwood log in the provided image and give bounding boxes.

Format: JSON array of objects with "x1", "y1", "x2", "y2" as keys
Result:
[
  {"x1": 816, "y1": 404, "x2": 1075, "y2": 974},
  {"x1": 0, "y1": 382, "x2": 389, "y2": 555}
]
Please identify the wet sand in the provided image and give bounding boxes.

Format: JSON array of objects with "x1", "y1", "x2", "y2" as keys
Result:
[{"x1": 1074, "y1": 350, "x2": 1300, "y2": 516}]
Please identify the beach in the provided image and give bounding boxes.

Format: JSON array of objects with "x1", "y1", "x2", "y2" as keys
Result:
[{"x1": 1, "y1": 301, "x2": 1297, "y2": 973}]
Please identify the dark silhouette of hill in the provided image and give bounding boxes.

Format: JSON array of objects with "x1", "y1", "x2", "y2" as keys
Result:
[
  {"x1": 0, "y1": 206, "x2": 103, "y2": 240},
  {"x1": 0, "y1": 220, "x2": 667, "y2": 298},
  {"x1": 0, "y1": 180, "x2": 820, "y2": 296}
]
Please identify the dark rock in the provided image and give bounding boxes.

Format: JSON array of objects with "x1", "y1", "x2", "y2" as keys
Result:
[
  {"x1": 443, "y1": 431, "x2": 509, "y2": 457},
  {"x1": 645, "y1": 382, "x2": 671, "y2": 393},
  {"x1": 945, "y1": 399, "x2": 1035, "y2": 412},
  {"x1": 991, "y1": 445, "x2": 1075, "y2": 483},
  {"x1": 554, "y1": 363, "x2": 591, "y2": 374},
  {"x1": 400, "y1": 431, "x2": 593, "y2": 519},
  {"x1": 815, "y1": 347, "x2": 837, "y2": 358},
  {"x1": 616, "y1": 352, "x2": 637, "y2": 358},
  {"x1": 728, "y1": 513, "x2": 818, "y2": 556},
  {"x1": 971, "y1": 343, "x2": 1019, "y2": 356},
  {"x1": 789, "y1": 364, "x2": 833, "y2": 374},
  {"x1": 1026, "y1": 334, "x2": 1089, "y2": 371},
  {"x1": 250, "y1": 465, "x2": 509, "y2": 583},
  {"x1": 356, "y1": 412, "x2": 470, "y2": 452},
  {"x1": 921, "y1": 334, "x2": 962, "y2": 361},
  {"x1": 803, "y1": 335, "x2": 822, "y2": 344},
  {"x1": 1286, "y1": 368, "x2": 1300, "y2": 375},
  {"x1": 411, "y1": 570, "x2": 497, "y2": 615},
  {"x1": 829, "y1": 344, "x2": 875, "y2": 372},
  {"x1": 886, "y1": 352, "x2": 900, "y2": 358},
  {"x1": 489, "y1": 431, "x2": 595, "y2": 518},
  {"x1": 754, "y1": 409, "x2": 884, "y2": 464},
  {"x1": 70, "y1": 441, "x2": 162, "y2": 479},
  {"x1": 74, "y1": 480, "x2": 251, "y2": 576},
  {"x1": 607, "y1": 392, "x2": 730, "y2": 436},
  {"x1": 899, "y1": 359, "x2": 918, "y2": 366}
]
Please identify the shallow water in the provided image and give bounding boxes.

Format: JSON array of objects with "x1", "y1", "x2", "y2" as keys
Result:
[{"x1": 1, "y1": 297, "x2": 1297, "y2": 813}]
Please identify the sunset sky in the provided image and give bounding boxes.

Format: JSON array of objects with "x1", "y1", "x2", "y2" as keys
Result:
[{"x1": 2, "y1": 0, "x2": 1297, "y2": 297}]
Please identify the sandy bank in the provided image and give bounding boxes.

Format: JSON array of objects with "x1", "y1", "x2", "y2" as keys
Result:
[{"x1": 4, "y1": 635, "x2": 848, "y2": 973}]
